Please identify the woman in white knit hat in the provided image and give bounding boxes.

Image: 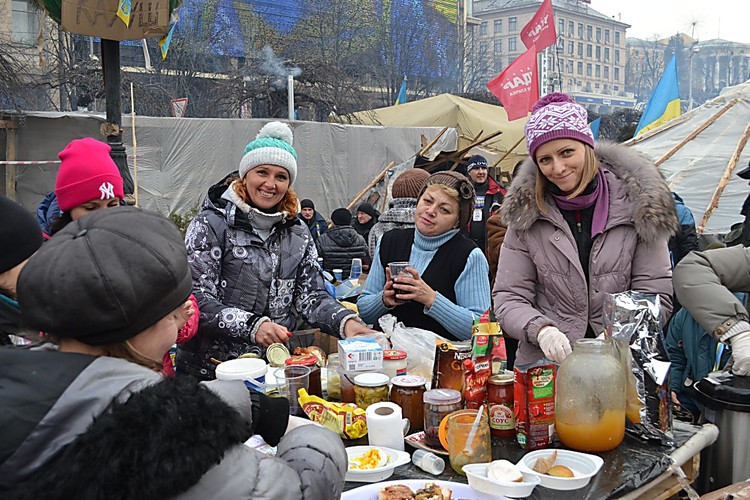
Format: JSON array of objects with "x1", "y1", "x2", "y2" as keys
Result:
[{"x1": 178, "y1": 122, "x2": 373, "y2": 380}]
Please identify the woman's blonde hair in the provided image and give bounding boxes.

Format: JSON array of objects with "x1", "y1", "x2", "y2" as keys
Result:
[
  {"x1": 424, "y1": 183, "x2": 459, "y2": 203},
  {"x1": 98, "y1": 341, "x2": 164, "y2": 371},
  {"x1": 229, "y1": 176, "x2": 299, "y2": 220},
  {"x1": 534, "y1": 143, "x2": 599, "y2": 212}
]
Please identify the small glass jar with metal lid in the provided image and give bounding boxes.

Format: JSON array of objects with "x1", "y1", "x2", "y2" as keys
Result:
[
  {"x1": 390, "y1": 375, "x2": 427, "y2": 433},
  {"x1": 488, "y1": 371, "x2": 515, "y2": 439},
  {"x1": 353, "y1": 372, "x2": 390, "y2": 410}
]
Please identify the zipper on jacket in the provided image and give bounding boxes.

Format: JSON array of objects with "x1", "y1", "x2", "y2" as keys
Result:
[{"x1": 575, "y1": 210, "x2": 582, "y2": 234}]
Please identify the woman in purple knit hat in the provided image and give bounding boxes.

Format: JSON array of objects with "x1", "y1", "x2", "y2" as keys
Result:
[{"x1": 492, "y1": 93, "x2": 678, "y2": 367}]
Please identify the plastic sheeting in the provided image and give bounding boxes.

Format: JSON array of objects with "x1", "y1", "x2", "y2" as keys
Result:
[
  {"x1": 11, "y1": 112, "x2": 457, "y2": 219},
  {"x1": 632, "y1": 81, "x2": 750, "y2": 234}
]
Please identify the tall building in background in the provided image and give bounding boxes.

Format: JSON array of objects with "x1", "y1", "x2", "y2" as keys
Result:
[{"x1": 472, "y1": 0, "x2": 634, "y2": 112}]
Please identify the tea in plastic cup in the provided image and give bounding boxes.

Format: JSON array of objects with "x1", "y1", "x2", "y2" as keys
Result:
[
  {"x1": 388, "y1": 262, "x2": 412, "y2": 278},
  {"x1": 274, "y1": 365, "x2": 311, "y2": 417}
]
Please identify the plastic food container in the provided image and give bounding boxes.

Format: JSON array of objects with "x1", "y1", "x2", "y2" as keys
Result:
[
  {"x1": 517, "y1": 449, "x2": 604, "y2": 490},
  {"x1": 214, "y1": 358, "x2": 267, "y2": 391},
  {"x1": 463, "y1": 463, "x2": 541, "y2": 498},
  {"x1": 354, "y1": 373, "x2": 390, "y2": 410}
]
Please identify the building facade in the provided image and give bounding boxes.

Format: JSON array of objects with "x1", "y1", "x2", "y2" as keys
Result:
[{"x1": 471, "y1": 0, "x2": 635, "y2": 111}]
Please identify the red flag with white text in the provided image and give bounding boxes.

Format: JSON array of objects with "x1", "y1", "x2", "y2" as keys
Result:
[
  {"x1": 520, "y1": 0, "x2": 557, "y2": 51},
  {"x1": 486, "y1": 46, "x2": 539, "y2": 121}
]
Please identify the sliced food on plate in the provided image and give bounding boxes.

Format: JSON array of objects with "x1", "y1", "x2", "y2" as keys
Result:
[{"x1": 378, "y1": 482, "x2": 452, "y2": 500}]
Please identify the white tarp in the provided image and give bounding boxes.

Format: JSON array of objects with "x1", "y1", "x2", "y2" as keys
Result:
[
  {"x1": 632, "y1": 81, "x2": 750, "y2": 234},
  {"x1": 11, "y1": 113, "x2": 457, "y2": 219}
]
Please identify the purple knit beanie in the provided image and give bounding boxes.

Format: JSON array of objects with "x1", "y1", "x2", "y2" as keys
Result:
[{"x1": 525, "y1": 93, "x2": 595, "y2": 162}]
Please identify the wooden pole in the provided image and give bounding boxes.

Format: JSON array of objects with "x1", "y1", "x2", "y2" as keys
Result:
[
  {"x1": 130, "y1": 82, "x2": 139, "y2": 207},
  {"x1": 491, "y1": 135, "x2": 525, "y2": 169},
  {"x1": 655, "y1": 99, "x2": 739, "y2": 167},
  {"x1": 346, "y1": 161, "x2": 396, "y2": 211},
  {"x1": 697, "y1": 119, "x2": 750, "y2": 233}
]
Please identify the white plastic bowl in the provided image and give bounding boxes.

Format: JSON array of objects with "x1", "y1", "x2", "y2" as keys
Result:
[
  {"x1": 463, "y1": 463, "x2": 541, "y2": 498},
  {"x1": 517, "y1": 449, "x2": 604, "y2": 491},
  {"x1": 345, "y1": 446, "x2": 411, "y2": 483}
]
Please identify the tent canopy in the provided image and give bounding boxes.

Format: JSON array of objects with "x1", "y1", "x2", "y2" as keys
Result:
[
  {"x1": 631, "y1": 81, "x2": 750, "y2": 234},
  {"x1": 340, "y1": 94, "x2": 528, "y2": 173}
]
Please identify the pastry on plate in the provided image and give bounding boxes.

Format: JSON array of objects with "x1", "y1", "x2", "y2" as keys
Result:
[
  {"x1": 378, "y1": 484, "x2": 415, "y2": 499},
  {"x1": 414, "y1": 482, "x2": 452, "y2": 500}
]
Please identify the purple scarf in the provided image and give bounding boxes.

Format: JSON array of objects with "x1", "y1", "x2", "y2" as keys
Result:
[{"x1": 550, "y1": 168, "x2": 609, "y2": 237}]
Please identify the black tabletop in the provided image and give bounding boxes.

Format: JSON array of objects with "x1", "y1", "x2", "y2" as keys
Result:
[{"x1": 344, "y1": 424, "x2": 700, "y2": 499}]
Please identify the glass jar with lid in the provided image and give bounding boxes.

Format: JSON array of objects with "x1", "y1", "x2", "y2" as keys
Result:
[
  {"x1": 326, "y1": 354, "x2": 341, "y2": 400},
  {"x1": 353, "y1": 372, "x2": 390, "y2": 410},
  {"x1": 488, "y1": 372, "x2": 515, "y2": 439},
  {"x1": 423, "y1": 388, "x2": 462, "y2": 448},
  {"x1": 383, "y1": 350, "x2": 408, "y2": 380},
  {"x1": 555, "y1": 338, "x2": 626, "y2": 452},
  {"x1": 390, "y1": 375, "x2": 427, "y2": 433}
]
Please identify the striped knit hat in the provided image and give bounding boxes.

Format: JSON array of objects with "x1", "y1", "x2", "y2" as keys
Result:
[
  {"x1": 239, "y1": 122, "x2": 298, "y2": 185},
  {"x1": 525, "y1": 93, "x2": 594, "y2": 162}
]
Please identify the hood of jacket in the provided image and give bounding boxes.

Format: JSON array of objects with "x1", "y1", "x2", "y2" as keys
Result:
[
  {"x1": 486, "y1": 175, "x2": 507, "y2": 196},
  {"x1": 501, "y1": 141, "x2": 678, "y2": 244},
  {"x1": 326, "y1": 226, "x2": 364, "y2": 247},
  {"x1": 36, "y1": 192, "x2": 60, "y2": 238},
  {"x1": 200, "y1": 172, "x2": 299, "y2": 232}
]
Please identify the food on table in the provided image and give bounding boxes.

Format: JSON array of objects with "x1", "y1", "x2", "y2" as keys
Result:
[
  {"x1": 297, "y1": 389, "x2": 367, "y2": 439},
  {"x1": 415, "y1": 482, "x2": 452, "y2": 500},
  {"x1": 293, "y1": 345, "x2": 327, "y2": 367},
  {"x1": 378, "y1": 484, "x2": 417, "y2": 500},
  {"x1": 348, "y1": 448, "x2": 388, "y2": 470},
  {"x1": 547, "y1": 465, "x2": 575, "y2": 478},
  {"x1": 487, "y1": 459, "x2": 524, "y2": 483},
  {"x1": 531, "y1": 450, "x2": 558, "y2": 474}
]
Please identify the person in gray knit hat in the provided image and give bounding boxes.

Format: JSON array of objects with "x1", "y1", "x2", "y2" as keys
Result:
[
  {"x1": 359, "y1": 170, "x2": 491, "y2": 341},
  {"x1": 368, "y1": 168, "x2": 429, "y2": 256},
  {"x1": 3, "y1": 207, "x2": 347, "y2": 498},
  {"x1": 179, "y1": 121, "x2": 374, "y2": 379}
]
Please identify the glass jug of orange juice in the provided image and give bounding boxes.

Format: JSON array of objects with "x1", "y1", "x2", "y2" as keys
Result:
[{"x1": 555, "y1": 338, "x2": 626, "y2": 452}]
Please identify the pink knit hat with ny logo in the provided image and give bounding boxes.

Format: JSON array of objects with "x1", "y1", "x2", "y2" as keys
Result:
[{"x1": 56, "y1": 138, "x2": 124, "y2": 211}]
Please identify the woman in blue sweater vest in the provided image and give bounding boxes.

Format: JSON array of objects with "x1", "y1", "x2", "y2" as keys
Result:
[{"x1": 359, "y1": 171, "x2": 491, "y2": 341}]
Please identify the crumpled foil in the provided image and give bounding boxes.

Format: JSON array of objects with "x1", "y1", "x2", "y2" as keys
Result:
[{"x1": 603, "y1": 291, "x2": 673, "y2": 445}]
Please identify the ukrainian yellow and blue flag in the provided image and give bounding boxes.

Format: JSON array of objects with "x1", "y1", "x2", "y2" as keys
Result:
[
  {"x1": 394, "y1": 76, "x2": 408, "y2": 105},
  {"x1": 634, "y1": 55, "x2": 681, "y2": 137}
]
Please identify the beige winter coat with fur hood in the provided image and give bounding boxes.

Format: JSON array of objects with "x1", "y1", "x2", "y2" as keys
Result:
[{"x1": 492, "y1": 141, "x2": 678, "y2": 366}]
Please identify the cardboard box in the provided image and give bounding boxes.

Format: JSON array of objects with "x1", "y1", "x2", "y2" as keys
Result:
[
  {"x1": 62, "y1": 0, "x2": 169, "y2": 41},
  {"x1": 338, "y1": 338, "x2": 383, "y2": 371}
]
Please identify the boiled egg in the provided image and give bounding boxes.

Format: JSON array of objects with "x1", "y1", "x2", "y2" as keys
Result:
[{"x1": 348, "y1": 448, "x2": 389, "y2": 470}]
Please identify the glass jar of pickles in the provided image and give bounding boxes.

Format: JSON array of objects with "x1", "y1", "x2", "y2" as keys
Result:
[
  {"x1": 390, "y1": 375, "x2": 427, "y2": 433},
  {"x1": 353, "y1": 373, "x2": 390, "y2": 410},
  {"x1": 423, "y1": 388, "x2": 462, "y2": 448},
  {"x1": 326, "y1": 354, "x2": 341, "y2": 400}
]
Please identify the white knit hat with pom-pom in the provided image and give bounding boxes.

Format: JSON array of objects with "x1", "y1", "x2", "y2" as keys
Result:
[{"x1": 239, "y1": 121, "x2": 298, "y2": 185}]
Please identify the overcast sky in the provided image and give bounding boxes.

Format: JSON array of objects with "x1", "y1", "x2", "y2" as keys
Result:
[{"x1": 588, "y1": 0, "x2": 750, "y2": 43}]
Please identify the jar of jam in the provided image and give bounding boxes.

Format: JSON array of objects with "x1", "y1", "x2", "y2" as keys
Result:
[
  {"x1": 423, "y1": 388, "x2": 462, "y2": 449},
  {"x1": 286, "y1": 354, "x2": 322, "y2": 398},
  {"x1": 488, "y1": 372, "x2": 515, "y2": 439},
  {"x1": 353, "y1": 373, "x2": 390, "y2": 409},
  {"x1": 390, "y1": 375, "x2": 427, "y2": 433},
  {"x1": 383, "y1": 350, "x2": 408, "y2": 380}
]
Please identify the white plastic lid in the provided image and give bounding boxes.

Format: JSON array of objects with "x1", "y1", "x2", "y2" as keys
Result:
[
  {"x1": 391, "y1": 375, "x2": 426, "y2": 387},
  {"x1": 353, "y1": 372, "x2": 390, "y2": 387},
  {"x1": 215, "y1": 358, "x2": 268, "y2": 381}
]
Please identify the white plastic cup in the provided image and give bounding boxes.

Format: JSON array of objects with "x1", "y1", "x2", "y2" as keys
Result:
[
  {"x1": 214, "y1": 358, "x2": 267, "y2": 391},
  {"x1": 333, "y1": 268, "x2": 343, "y2": 282}
]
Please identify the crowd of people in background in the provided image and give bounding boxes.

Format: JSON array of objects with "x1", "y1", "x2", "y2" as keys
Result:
[{"x1": 3, "y1": 91, "x2": 750, "y2": 495}]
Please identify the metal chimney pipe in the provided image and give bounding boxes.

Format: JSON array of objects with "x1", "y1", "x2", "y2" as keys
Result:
[{"x1": 287, "y1": 74, "x2": 294, "y2": 121}]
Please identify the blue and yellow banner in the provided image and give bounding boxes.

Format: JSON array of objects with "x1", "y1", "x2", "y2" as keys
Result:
[
  {"x1": 634, "y1": 55, "x2": 681, "y2": 137},
  {"x1": 116, "y1": 0, "x2": 131, "y2": 26},
  {"x1": 394, "y1": 77, "x2": 408, "y2": 106},
  {"x1": 589, "y1": 117, "x2": 601, "y2": 140},
  {"x1": 159, "y1": 23, "x2": 177, "y2": 60}
]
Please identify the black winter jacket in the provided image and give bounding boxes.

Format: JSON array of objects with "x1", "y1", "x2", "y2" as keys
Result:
[{"x1": 316, "y1": 226, "x2": 368, "y2": 276}]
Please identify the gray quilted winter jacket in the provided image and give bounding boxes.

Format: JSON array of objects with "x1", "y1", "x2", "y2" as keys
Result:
[{"x1": 178, "y1": 175, "x2": 356, "y2": 378}]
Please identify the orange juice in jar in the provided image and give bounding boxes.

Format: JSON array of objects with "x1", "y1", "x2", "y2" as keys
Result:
[{"x1": 555, "y1": 339, "x2": 626, "y2": 452}]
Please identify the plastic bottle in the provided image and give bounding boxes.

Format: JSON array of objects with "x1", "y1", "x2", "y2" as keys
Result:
[
  {"x1": 350, "y1": 258, "x2": 363, "y2": 279},
  {"x1": 412, "y1": 449, "x2": 445, "y2": 475}
]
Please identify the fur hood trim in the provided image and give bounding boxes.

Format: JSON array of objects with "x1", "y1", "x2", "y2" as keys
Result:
[{"x1": 501, "y1": 141, "x2": 678, "y2": 243}]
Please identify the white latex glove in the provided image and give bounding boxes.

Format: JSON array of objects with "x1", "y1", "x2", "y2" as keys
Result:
[
  {"x1": 729, "y1": 331, "x2": 750, "y2": 376},
  {"x1": 537, "y1": 326, "x2": 573, "y2": 364}
]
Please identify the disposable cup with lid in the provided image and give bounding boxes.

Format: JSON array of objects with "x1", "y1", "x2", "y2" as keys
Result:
[{"x1": 354, "y1": 372, "x2": 390, "y2": 387}]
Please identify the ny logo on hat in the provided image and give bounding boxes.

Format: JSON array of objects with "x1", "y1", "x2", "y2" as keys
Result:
[{"x1": 99, "y1": 182, "x2": 115, "y2": 200}]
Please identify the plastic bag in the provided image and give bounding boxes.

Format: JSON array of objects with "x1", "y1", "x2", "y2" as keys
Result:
[
  {"x1": 379, "y1": 314, "x2": 447, "y2": 386},
  {"x1": 603, "y1": 291, "x2": 673, "y2": 445}
]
